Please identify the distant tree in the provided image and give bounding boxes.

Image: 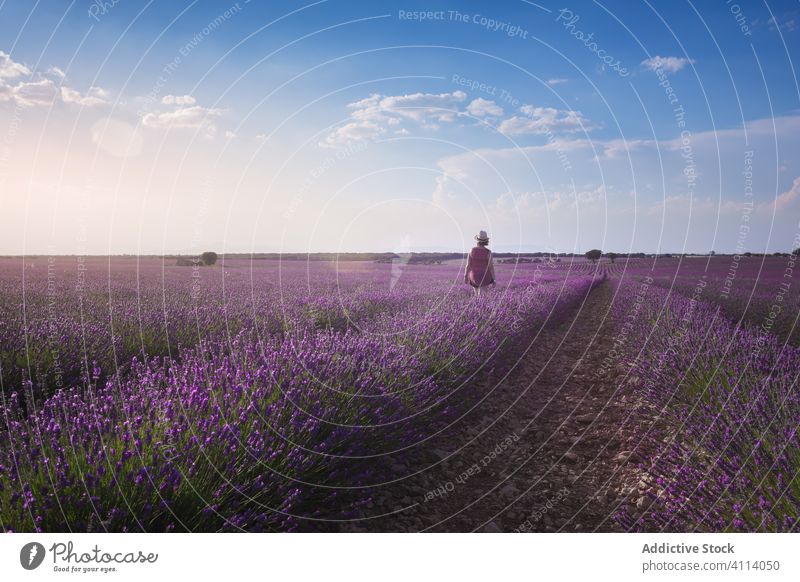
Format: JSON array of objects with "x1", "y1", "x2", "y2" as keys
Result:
[
  {"x1": 743, "y1": 252, "x2": 752, "y2": 257},
  {"x1": 585, "y1": 249, "x2": 602, "y2": 263},
  {"x1": 710, "y1": 250, "x2": 716, "y2": 256},
  {"x1": 201, "y1": 251, "x2": 218, "y2": 266},
  {"x1": 793, "y1": 248, "x2": 800, "y2": 256},
  {"x1": 606, "y1": 252, "x2": 618, "y2": 263}
]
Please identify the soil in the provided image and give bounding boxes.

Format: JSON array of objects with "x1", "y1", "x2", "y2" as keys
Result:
[{"x1": 345, "y1": 282, "x2": 662, "y2": 532}]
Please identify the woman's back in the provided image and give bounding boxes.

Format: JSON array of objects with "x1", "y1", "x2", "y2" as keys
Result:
[{"x1": 466, "y1": 245, "x2": 493, "y2": 287}]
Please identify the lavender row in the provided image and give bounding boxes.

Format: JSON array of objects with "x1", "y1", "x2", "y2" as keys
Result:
[
  {"x1": 0, "y1": 259, "x2": 574, "y2": 405},
  {"x1": 611, "y1": 278, "x2": 799, "y2": 532}
]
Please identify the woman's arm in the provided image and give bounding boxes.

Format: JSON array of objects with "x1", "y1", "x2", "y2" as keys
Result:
[{"x1": 488, "y1": 251, "x2": 496, "y2": 284}]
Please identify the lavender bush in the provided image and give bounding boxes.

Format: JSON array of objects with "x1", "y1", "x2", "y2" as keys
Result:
[{"x1": 0, "y1": 258, "x2": 600, "y2": 531}]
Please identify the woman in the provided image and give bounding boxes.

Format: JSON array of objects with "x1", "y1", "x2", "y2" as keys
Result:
[{"x1": 464, "y1": 230, "x2": 496, "y2": 296}]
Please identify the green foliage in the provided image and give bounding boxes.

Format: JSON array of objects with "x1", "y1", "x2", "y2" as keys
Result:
[
  {"x1": 201, "y1": 251, "x2": 218, "y2": 266},
  {"x1": 585, "y1": 249, "x2": 602, "y2": 263}
]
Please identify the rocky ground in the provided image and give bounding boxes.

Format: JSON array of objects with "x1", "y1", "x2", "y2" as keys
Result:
[{"x1": 343, "y1": 282, "x2": 664, "y2": 532}]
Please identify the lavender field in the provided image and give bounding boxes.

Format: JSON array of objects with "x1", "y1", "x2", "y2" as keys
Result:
[{"x1": 0, "y1": 255, "x2": 797, "y2": 532}]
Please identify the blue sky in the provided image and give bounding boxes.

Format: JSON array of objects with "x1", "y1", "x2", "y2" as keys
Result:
[{"x1": 1, "y1": 0, "x2": 799, "y2": 254}]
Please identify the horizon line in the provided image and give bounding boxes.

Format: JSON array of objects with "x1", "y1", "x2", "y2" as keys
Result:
[{"x1": 0, "y1": 250, "x2": 790, "y2": 258}]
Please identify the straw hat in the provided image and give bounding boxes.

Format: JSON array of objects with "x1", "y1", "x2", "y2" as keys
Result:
[{"x1": 475, "y1": 230, "x2": 489, "y2": 243}]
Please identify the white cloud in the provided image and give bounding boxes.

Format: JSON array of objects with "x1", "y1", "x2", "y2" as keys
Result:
[
  {"x1": 499, "y1": 105, "x2": 594, "y2": 135},
  {"x1": 0, "y1": 51, "x2": 57, "y2": 107},
  {"x1": 61, "y1": 86, "x2": 109, "y2": 107},
  {"x1": 641, "y1": 55, "x2": 695, "y2": 73},
  {"x1": 0, "y1": 50, "x2": 111, "y2": 109},
  {"x1": 322, "y1": 90, "x2": 468, "y2": 147},
  {"x1": 320, "y1": 120, "x2": 385, "y2": 147},
  {"x1": 0, "y1": 50, "x2": 30, "y2": 79},
  {"x1": 547, "y1": 78, "x2": 568, "y2": 86},
  {"x1": 373, "y1": 90, "x2": 467, "y2": 123},
  {"x1": 774, "y1": 176, "x2": 800, "y2": 210},
  {"x1": 767, "y1": 15, "x2": 798, "y2": 32},
  {"x1": 326, "y1": 91, "x2": 593, "y2": 148},
  {"x1": 142, "y1": 104, "x2": 222, "y2": 129},
  {"x1": 428, "y1": 113, "x2": 800, "y2": 252},
  {"x1": 45, "y1": 66, "x2": 66, "y2": 80},
  {"x1": 466, "y1": 98, "x2": 503, "y2": 118},
  {"x1": 5, "y1": 78, "x2": 59, "y2": 107},
  {"x1": 91, "y1": 87, "x2": 110, "y2": 100},
  {"x1": 161, "y1": 94, "x2": 196, "y2": 106},
  {"x1": 61, "y1": 86, "x2": 85, "y2": 104},
  {"x1": 600, "y1": 138, "x2": 652, "y2": 158}
]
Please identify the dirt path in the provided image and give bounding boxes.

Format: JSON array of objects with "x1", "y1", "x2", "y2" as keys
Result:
[{"x1": 350, "y1": 282, "x2": 659, "y2": 532}]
